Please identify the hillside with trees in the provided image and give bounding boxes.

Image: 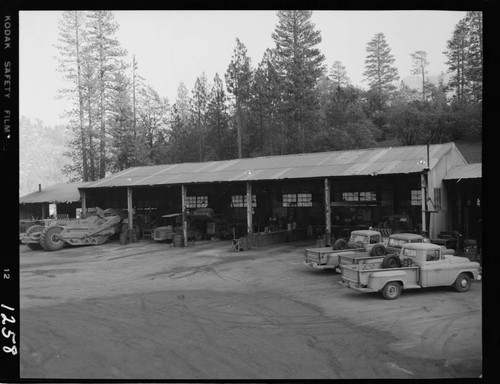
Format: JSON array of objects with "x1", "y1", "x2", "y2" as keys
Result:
[{"x1": 21, "y1": 10, "x2": 482, "y2": 187}]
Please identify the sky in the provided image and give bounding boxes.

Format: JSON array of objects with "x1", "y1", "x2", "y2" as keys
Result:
[{"x1": 19, "y1": 10, "x2": 468, "y2": 127}]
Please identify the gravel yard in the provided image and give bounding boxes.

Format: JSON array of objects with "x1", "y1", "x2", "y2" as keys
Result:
[{"x1": 19, "y1": 238, "x2": 482, "y2": 379}]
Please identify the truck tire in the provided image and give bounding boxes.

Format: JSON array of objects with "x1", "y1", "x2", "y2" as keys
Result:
[
  {"x1": 333, "y1": 239, "x2": 347, "y2": 250},
  {"x1": 370, "y1": 244, "x2": 385, "y2": 256},
  {"x1": 381, "y1": 281, "x2": 402, "y2": 300},
  {"x1": 381, "y1": 254, "x2": 402, "y2": 269},
  {"x1": 454, "y1": 273, "x2": 471, "y2": 292},
  {"x1": 40, "y1": 226, "x2": 65, "y2": 252}
]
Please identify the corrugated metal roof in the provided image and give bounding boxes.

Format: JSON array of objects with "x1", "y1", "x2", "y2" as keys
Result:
[
  {"x1": 444, "y1": 163, "x2": 482, "y2": 180},
  {"x1": 19, "y1": 182, "x2": 91, "y2": 204},
  {"x1": 83, "y1": 143, "x2": 458, "y2": 189}
]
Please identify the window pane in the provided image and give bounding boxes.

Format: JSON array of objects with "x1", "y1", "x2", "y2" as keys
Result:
[
  {"x1": 342, "y1": 192, "x2": 358, "y2": 201},
  {"x1": 411, "y1": 190, "x2": 422, "y2": 206},
  {"x1": 283, "y1": 193, "x2": 296, "y2": 207},
  {"x1": 359, "y1": 191, "x2": 376, "y2": 201}
]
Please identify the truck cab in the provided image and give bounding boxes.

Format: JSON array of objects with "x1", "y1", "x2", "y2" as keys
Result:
[
  {"x1": 347, "y1": 230, "x2": 387, "y2": 256},
  {"x1": 385, "y1": 232, "x2": 429, "y2": 254}
]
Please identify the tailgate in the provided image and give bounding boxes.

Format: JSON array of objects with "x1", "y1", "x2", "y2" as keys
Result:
[
  {"x1": 304, "y1": 249, "x2": 320, "y2": 263},
  {"x1": 341, "y1": 265, "x2": 361, "y2": 284},
  {"x1": 304, "y1": 247, "x2": 333, "y2": 264}
]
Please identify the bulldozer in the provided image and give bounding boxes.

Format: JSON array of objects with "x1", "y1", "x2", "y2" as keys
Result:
[{"x1": 21, "y1": 207, "x2": 123, "y2": 252}]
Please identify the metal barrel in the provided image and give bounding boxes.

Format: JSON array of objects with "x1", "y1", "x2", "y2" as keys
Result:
[{"x1": 173, "y1": 234, "x2": 183, "y2": 247}]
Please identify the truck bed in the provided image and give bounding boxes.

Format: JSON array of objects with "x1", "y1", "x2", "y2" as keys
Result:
[
  {"x1": 338, "y1": 253, "x2": 385, "y2": 267},
  {"x1": 341, "y1": 263, "x2": 420, "y2": 290},
  {"x1": 304, "y1": 247, "x2": 364, "y2": 269}
]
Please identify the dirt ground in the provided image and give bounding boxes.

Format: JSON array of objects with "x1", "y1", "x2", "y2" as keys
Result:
[{"x1": 19, "y1": 237, "x2": 482, "y2": 380}]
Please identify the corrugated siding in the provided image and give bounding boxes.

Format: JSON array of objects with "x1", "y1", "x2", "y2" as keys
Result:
[
  {"x1": 83, "y1": 143, "x2": 457, "y2": 189},
  {"x1": 444, "y1": 163, "x2": 482, "y2": 180}
]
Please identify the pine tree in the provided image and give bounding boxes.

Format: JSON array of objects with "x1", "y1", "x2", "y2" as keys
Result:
[
  {"x1": 329, "y1": 60, "x2": 350, "y2": 88},
  {"x1": 444, "y1": 19, "x2": 468, "y2": 103},
  {"x1": 272, "y1": 10, "x2": 325, "y2": 153},
  {"x1": 86, "y1": 10, "x2": 127, "y2": 178},
  {"x1": 204, "y1": 73, "x2": 233, "y2": 160},
  {"x1": 108, "y1": 70, "x2": 135, "y2": 172},
  {"x1": 137, "y1": 85, "x2": 170, "y2": 164},
  {"x1": 464, "y1": 11, "x2": 482, "y2": 103},
  {"x1": 445, "y1": 11, "x2": 482, "y2": 103},
  {"x1": 410, "y1": 50, "x2": 429, "y2": 101},
  {"x1": 225, "y1": 38, "x2": 253, "y2": 159},
  {"x1": 250, "y1": 48, "x2": 283, "y2": 156},
  {"x1": 175, "y1": 82, "x2": 191, "y2": 122},
  {"x1": 131, "y1": 55, "x2": 147, "y2": 165},
  {"x1": 56, "y1": 11, "x2": 90, "y2": 181},
  {"x1": 167, "y1": 84, "x2": 196, "y2": 163},
  {"x1": 363, "y1": 33, "x2": 399, "y2": 102},
  {"x1": 191, "y1": 73, "x2": 209, "y2": 161}
]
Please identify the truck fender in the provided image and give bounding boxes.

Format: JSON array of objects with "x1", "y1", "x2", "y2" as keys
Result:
[
  {"x1": 452, "y1": 269, "x2": 477, "y2": 282},
  {"x1": 368, "y1": 270, "x2": 407, "y2": 292}
]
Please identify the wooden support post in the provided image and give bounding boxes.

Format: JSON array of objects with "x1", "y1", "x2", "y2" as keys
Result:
[
  {"x1": 246, "y1": 182, "x2": 253, "y2": 237},
  {"x1": 81, "y1": 190, "x2": 87, "y2": 218},
  {"x1": 181, "y1": 185, "x2": 188, "y2": 246},
  {"x1": 421, "y1": 172, "x2": 427, "y2": 235},
  {"x1": 324, "y1": 178, "x2": 332, "y2": 246},
  {"x1": 127, "y1": 187, "x2": 133, "y2": 230}
]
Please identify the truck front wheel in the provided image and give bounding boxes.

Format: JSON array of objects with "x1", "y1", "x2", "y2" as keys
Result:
[
  {"x1": 382, "y1": 282, "x2": 401, "y2": 300},
  {"x1": 454, "y1": 273, "x2": 471, "y2": 292}
]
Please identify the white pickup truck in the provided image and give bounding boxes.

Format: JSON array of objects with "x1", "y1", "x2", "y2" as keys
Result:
[
  {"x1": 340, "y1": 242, "x2": 480, "y2": 300},
  {"x1": 304, "y1": 229, "x2": 387, "y2": 270}
]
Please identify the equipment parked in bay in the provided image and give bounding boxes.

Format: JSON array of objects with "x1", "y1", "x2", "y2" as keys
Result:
[
  {"x1": 340, "y1": 242, "x2": 480, "y2": 300},
  {"x1": 21, "y1": 207, "x2": 123, "y2": 251}
]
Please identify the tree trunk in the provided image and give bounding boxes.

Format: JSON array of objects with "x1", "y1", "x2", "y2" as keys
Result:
[
  {"x1": 75, "y1": 28, "x2": 88, "y2": 181},
  {"x1": 236, "y1": 100, "x2": 242, "y2": 159}
]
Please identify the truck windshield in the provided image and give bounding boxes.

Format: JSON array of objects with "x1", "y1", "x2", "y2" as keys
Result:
[
  {"x1": 402, "y1": 248, "x2": 417, "y2": 258},
  {"x1": 349, "y1": 234, "x2": 368, "y2": 244},
  {"x1": 388, "y1": 238, "x2": 408, "y2": 247}
]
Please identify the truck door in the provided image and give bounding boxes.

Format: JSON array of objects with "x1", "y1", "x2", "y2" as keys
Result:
[{"x1": 421, "y1": 249, "x2": 451, "y2": 286}]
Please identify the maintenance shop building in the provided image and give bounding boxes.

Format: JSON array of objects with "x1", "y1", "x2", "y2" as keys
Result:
[{"x1": 76, "y1": 142, "x2": 480, "y2": 245}]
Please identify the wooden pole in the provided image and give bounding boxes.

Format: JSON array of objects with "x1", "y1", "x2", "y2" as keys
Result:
[
  {"x1": 127, "y1": 187, "x2": 133, "y2": 230},
  {"x1": 246, "y1": 182, "x2": 253, "y2": 237},
  {"x1": 181, "y1": 185, "x2": 188, "y2": 246},
  {"x1": 81, "y1": 190, "x2": 87, "y2": 218},
  {"x1": 324, "y1": 178, "x2": 332, "y2": 246},
  {"x1": 421, "y1": 172, "x2": 427, "y2": 235}
]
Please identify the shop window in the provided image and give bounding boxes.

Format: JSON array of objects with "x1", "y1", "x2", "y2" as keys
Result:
[
  {"x1": 297, "y1": 193, "x2": 312, "y2": 207},
  {"x1": 342, "y1": 191, "x2": 376, "y2": 202},
  {"x1": 411, "y1": 190, "x2": 422, "y2": 206},
  {"x1": 283, "y1": 193, "x2": 312, "y2": 207},
  {"x1": 231, "y1": 195, "x2": 256, "y2": 208},
  {"x1": 359, "y1": 191, "x2": 377, "y2": 201},
  {"x1": 186, "y1": 195, "x2": 208, "y2": 208},
  {"x1": 342, "y1": 192, "x2": 358, "y2": 201},
  {"x1": 433, "y1": 188, "x2": 442, "y2": 211}
]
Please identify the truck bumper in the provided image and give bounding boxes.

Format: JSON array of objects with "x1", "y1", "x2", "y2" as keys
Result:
[
  {"x1": 304, "y1": 261, "x2": 337, "y2": 270},
  {"x1": 339, "y1": 280, "x2": 376, "y2": 293}
]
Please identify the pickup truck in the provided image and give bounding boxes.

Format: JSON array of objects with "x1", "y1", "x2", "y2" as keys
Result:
[
  {"x1": 304, "y1": 229, "x2": 387, "y2": 270},
  {"x1": 340, "y1": 243, "x2": 480, "y2": 300}
]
